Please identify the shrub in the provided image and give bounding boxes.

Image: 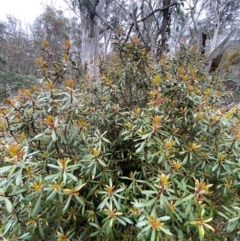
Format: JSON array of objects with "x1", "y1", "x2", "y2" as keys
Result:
[{"x1": 0, "y1": 43, "x2": 240, "y2": 240}]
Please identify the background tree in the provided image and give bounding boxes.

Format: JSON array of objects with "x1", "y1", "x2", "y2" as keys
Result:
[
  {"x1": 68, "y1": 0, "x2": 110, "y2": 80},
  {"x1": 0, "y1": 16, "x2": 35, "y2": 75},
  {"x1": 0, "y1": 16, "x2": 37, "y2": 99},
  {"x1": 68, "y1": 0, "x2": 186, "y2": 77},
  {"x1": 171, "y1": 0, "x2": 240, "y2": 71},
  {"x1": 30, "y1": 6, "x2": 72, "y2": 63}
]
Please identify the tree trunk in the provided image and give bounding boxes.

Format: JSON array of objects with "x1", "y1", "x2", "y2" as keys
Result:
[
  {"x1": 204, "y1": 28, "x2": 236, "y2": 72},
  {"x1": 205, "y1": 0, "x2": 220, "y2": 71},
  {"x1": 157, "y1": 0, "x2": 172, "y2": 59},
  {"x1": 79, "y1": 0, "x2": 104, "y2": 80}
]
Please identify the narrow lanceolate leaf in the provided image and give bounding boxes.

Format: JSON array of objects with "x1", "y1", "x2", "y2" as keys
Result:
[
  {"x1": 199, "y1": 224, "x2": 205, "y2": 238},
  {"x1": 47, "y1": 163, "x2": 60, "y2": 169},
  {"x1": 32, "y1": 194, "x2": 42, "y2": 217},
  {"x1": 160, "y1": 227, "x2": 173, "y2": 236},
  {"x1": 233, "y1": 206, "x2": 240, "y2": 211},
  {"x1": 132, "y1": 197, "x2": 157, "y2": 208},
  {"x1": 75, "y1": 195, "x2": 85, "y2": 206},
  {"x1": 0, "y1": 166, "x2": 13, "y2": 174},
  {"x1": 66, "y1": 172, "x2": 78, "y2": 182},
  {"x1": 159, "y1": 216, "x2": 171, "y2": 221},
  {"x1": 51, "y1": 129, "x2": 57, "y2": 142},
  {"x1": 75, "y1": 182, "x2": 86, "y2": 192},
  {"x1": 4, "y1": 198, "x2": 13, "y2": 213},
  {"x1": 32, "y1": 133, "x2": 44, "y2": 140},
  {"x1": 121, "y1": 217, "x2": 133, "y2": 224},
  {"x1": 136, "y1": 141, "x2": 145, "y2": 153},
  {"x1": 203, "y1": 223, "x2": 215, "y2": 232},
  {"x1": 15, "y1": 169, "x2": 22, "y2": 186},
  {"x1": 97, "y1": 158, "x2": 106, "y2": 167},
  {"x1": 63, "y1": 195, "x2": 72, "y2": 213},
  {"x1": 150, "y1": 229, "x2": 156, "y2": 241},
  {"x1": 228, "y1": 217, "x2": 240, "y2": 223},
  {"x1": 19, "y1": 233, "x2": 31, "y2": 239},
  {"x1": 116, "y1": 217, "x2": 126, "y2": 226},
  {"x1": 175, "y1": 194, "x2": 194, "y2": 206}
]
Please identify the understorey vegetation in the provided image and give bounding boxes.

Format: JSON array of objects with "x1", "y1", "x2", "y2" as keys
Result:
[{"x1": 0, "y1": 41, "x2": 240, "y2": 241}]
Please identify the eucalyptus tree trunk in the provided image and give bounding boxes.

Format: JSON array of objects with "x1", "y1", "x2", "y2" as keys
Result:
[
  {"x1": 157, "y1": 0, "x2": 173, "y2": 58},
  {"x1": 204, "y1": 0, "x2": 238, "y2": 72},
  {"x1": 204, "y1": 0, "x2": 220, "y2": 71},
  {"x1": 78, "y1": 0, "x2": 105, "y2": 80}
]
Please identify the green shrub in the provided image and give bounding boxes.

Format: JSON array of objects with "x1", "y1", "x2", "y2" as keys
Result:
[{"x1": 0, "y1": 43, "x2": 240, "y2": 241}]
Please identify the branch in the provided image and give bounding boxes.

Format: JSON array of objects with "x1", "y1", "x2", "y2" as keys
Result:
[
  {"x1": 95, "y1": 11, "x2": 116, "y2": 32},
  {"x1": 124, "y1": 23, "x2": 134, "y2": 43},
  {"x1": 204, "y1": 28, "x2": 237, "y2": 68},
  {"x1": 138, "y1": 1, "x2": 177, "y2": 22},
  {"x1": 94, "y1": 0, "x2": 100, "y2": 8},
  {"x1": 124, "y1": 1, "x2": 177, "y2": 44}
]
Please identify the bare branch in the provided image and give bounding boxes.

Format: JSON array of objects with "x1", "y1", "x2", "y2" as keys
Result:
[
  {"x1": 138, "y1": 1, "x2": 177, "y2": 23},
  {"x1": 204, "y1": 28, "x2": 237, "y2": 72}
]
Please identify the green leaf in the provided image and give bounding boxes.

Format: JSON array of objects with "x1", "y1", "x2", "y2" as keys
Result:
[
  {"x1": 132, "y1": 197, "x2": 157, "y2": 208},
  {"x1": 183, "y1": 154, "x2": 189, "y2": 164},
  {"x1": 97, "y1": 158, "x2": 106, "y2": 167},
  {"x1": 51, "y1": 129, "x2": 57, "y2": 142},
  {"x1": 89, "y1": 231, "x2": 99, "y2": 237},
  {"x1": 150, "y1": 229, "x2": 156, "y2": 241},
  {"x1": 32, "y1": 194, "x2": 42, "y2": 217},
  {"x1": 38, "y1": 221, "x2": 44, "y2": 238},
  {"x1": 13, "y1": 189, "x2": 26, "y2": 195},
  {"x1": 15, "y1": 169, "x2": 22, "y2": 186},
  {"x1": 227, "y1": 220, "x2": 239, "y2": 232},
  {"x1": 63, "y1": 171, "x2": 67, "y2": 183},
  {"x1": 217, "y1": 211, "x2": 228, "y2": 219},
  {"x1": 8, "y1": 165, "x2": 17, "y2": 179},
  {"x1": 121, "y1": 216, "x2": 133, "y2": 224},
  {"x1": 3, "y1": 220, "x2": 13, "y2": 235},
  {"x1": 31, "y1": 133, "x2": 44, "y2": 140},
  {"x1": 75, "y1": 195, "x2": 85, "y2": 206},
  {"x1": 136, "y1": 220, "x2": 149, "y2": 228},
  {"x1": 116, "y1": 217, "x2": 126, "y2": 226},
  {"x1": 212, "y1": 164, "x2": 219, "y2": 172},
  {"x1": 159, "y1": 216, "x2": 171, "y2": 221},
  {"x1": 113, "y1": 196, "x2": 121, "y2": 210},
  {"x1": 47, "y1": 164, "x2": 60, "y2": 169},
  {"x1": 160, "y1": 227, "x2": 172, "y2": 236},
  {"x1": 0, "y1": 166, "x2": 14, "y2": 174},
  {"x1": 173, "y1": 179, "x2": 188, "y2": 192},
  {"x1": 228, "y1": 217, "x2": 240, "y2": 223},
  {"x1": 19, "y1": 232, "x2": 31, "y2": 240},
  {"x1": 66, "y1": 172, "x2": 78, "y2": 182},
  {"x1": 44, "y1": 172, "x2": 61, "y2": 180},
  {"x1": 158, "y1": 152, "x2": 165, "y2": 163},
  {"x1": 136, "y1": 141, "x2": 145, "y2": 153},
  {"x1": 46, "y1": 190, "x2": 57, "y2": 200},
  {"x1": 175, "y1": 194, "x2": 194, "y2": 206},
  {"x1": 141, "y1": 132, "x2": 153, "y2": 140},
  {"x1": 141, "y1": 190, "x2": 157, "y2": 195},
  {"x1": 4, "y1": 197, "x2": 13, "y2": 213},
  {"x1": 63, "y1": 195, "x2": 72, "y2": 213}
]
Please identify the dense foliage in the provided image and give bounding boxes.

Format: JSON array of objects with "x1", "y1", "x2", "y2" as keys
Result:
[{"x1": 0, "y1": 42, "x2": 240, "y2": 241}]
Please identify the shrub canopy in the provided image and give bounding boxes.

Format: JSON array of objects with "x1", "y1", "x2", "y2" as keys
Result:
[{"x1": 0, "y1": 43, "x2": 240, "y2": 241}]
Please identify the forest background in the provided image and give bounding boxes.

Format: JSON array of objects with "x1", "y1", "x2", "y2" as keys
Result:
[{"x1": 0, "y1": 0, "x2": 240, "y2": 96}]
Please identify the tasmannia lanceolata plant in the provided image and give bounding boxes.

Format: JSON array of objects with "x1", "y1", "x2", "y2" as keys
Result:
[{"x1": 0, "y1": 41, "x2": 240, "y2": 241}]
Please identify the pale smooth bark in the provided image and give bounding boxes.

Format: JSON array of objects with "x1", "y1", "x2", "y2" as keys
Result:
[
  {"x1": 208, "y1": 0, "x2": 220, "y2": 54},
  {"x1": 79, "y1": 0, "x2": 105, "y2": 80}
]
